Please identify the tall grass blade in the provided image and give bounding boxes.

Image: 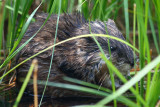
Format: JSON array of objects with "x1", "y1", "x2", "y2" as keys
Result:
[
  {"x1": 0, "y1": 0, "x2": 6, "y2": 62},
  {"x1": 14, "y1": 0, "x2": 34, "y2": 38},
  {"x1": 135, "y1": 0, "x2": 146, "y2": 100},
  {"x1": 68, "y1": 0, "x2": 74, "y2": 13},
  {"x1": 64, "y1": 76, "x2": 111, "y2": 93},
  {"x1": 89, "y1": 0, "x2": 99, "y2": 20},
  {"x1": 34, "y1": 80, "x2": 138, "y2": 107},
  {"x1": 10, "y1": 0, "x2": 21, "y2": 49},
  {"x1": 80, "y1": 0, "x2": 89, "y2": 18},
  {"x1": 148, "y1": 8, "x2": 160, "y2": 54},
  {"x1": 124, "y1": 0, "x2": 129, "y2": 42},
  {"x1": 147, "y1": 64, "x2": 160, "y2": 107},
  {"x1": 133, "y1": 3, "x2": 140, "y2": 106},
  {"x1": 144, "y1": 0, "x2": 152, "y2": 101},
  {"x1": 47, "y1": 0, "x2": 54, "y2": 12},
  {"x1": 39, "y1": 0, "x2": 62, "y2": 106},
  {"x1": 13, "y1": 59, "x2": 38, "y2": 107},
  {"x1": 64, "y1": 77, "x2": 137, "y2": 107},
  {"x1": 152, "y1": 0, "x2": 160, "y2": 45}
]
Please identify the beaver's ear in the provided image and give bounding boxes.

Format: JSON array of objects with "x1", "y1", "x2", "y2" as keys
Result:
[{"x1": 107, "y1": 19, "x2": 116, "y2": 27}]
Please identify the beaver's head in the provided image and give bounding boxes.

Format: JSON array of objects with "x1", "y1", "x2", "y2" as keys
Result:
[{"x1": 59, "y1": 17, "x2": 135, "y2": 88}]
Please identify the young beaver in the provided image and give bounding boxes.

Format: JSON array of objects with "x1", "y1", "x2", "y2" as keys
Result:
[{"x1": 16, "y1": 13, "x2": 134, "y2": 97}]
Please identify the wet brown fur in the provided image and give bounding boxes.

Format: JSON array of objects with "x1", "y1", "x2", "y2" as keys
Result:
[{"x1": 16, "y1": 13, "x2": 134, "y2": 97}]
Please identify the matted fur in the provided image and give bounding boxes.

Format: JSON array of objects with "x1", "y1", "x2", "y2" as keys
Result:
[{"x1": 16, "y1": 13, "x2": 134, "y2": 97}]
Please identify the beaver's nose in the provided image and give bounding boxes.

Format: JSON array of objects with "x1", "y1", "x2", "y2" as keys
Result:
[
  {"x1": 130, "y1": 61, "x2": 134, "y2": 67},
  {"x1": 130, "y1": 54, "x2": 139, "y2": 67}
]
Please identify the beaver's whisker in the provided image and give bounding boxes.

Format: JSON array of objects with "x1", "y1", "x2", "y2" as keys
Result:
[
  {"x1": 77, "y1": 45, "x2": 97, "y2": 48},
  {"x1": 98, "y1": 73, "x2": 108, "y2": 91},
  {"x1": 94, "y1": 63, "x2": 100, "y2": 73},
  {"x1": 85, "y1": 54, "x2": 99, "y2": 65}
]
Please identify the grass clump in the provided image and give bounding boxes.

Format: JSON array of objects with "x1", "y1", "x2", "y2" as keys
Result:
[{"x1": 0, "y1": 0, "x2": 160, "y2": 107}]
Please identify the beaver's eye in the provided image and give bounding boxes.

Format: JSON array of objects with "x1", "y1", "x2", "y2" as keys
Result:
[
  {"x1": 110, "y1": 46, "x2": 116, "y2": 51},
  {"x1": 80, "y1": 48, "x2": 84, "y2": 51}
]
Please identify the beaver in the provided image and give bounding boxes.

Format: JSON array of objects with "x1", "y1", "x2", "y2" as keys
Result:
[{"x1": 16, "y1": 13, "x2": 134, "y2": 97}]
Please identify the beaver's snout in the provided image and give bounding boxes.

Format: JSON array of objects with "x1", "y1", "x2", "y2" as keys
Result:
[{"x1": 16, "y1": 13, "x2": 134, "y2": 97}]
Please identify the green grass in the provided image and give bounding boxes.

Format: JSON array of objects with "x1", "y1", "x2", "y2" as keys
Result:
[
  {"x1": 13, "y1": 59, "x2": 38, "y2": 107},
  {"x1": 0, "y1": 0, "x2": 160, "y2": 107}
]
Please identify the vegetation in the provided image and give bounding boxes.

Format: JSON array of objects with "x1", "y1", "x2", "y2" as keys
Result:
[{"x1": 0, "y1": 0, "x2": 160, "y2": 107}]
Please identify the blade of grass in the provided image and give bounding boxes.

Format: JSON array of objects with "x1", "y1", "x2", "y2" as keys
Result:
[
  {"x1": 97, "y1": 0, "x2": 105, "y2": 20},
  {"x1": 124, "y1": 0, "x2": 129, "y2": 42},
  {"x1": 144, "y1": 0, "x2": 152, "y2": 101},
  {"x1": 89, "y1": 0, "x2": 99, "y2": 20},
  {"x1": 135, "y1": 0, "x2": 146, "y2": 100},
  {"x1": 147, "y1": 64, "x2": 160, "y2": 107},
  {"x1": 113, "y1": 0, "x2": 122, "y2": 20},
  {"x1": 10, "y1": 0, "x2": 21, "y2": 49},
  {"x1": 0, "y1": 0, "x2": 6, "y2": 63},
  {"x1": 148, "y1": 7, "x2": 160, "y2": 54},
  {"x1": 68, "y1": 0, "x2": 74, "y2": 13},
  {"x1": 24, "y1": 79, "x2": 138, "y2": 107},
  {"x1": 39, "y1": 0, "x2": 62, "y2": 106},
  {"x1": 80, "y1": 0, "x2": 89, "y2": 18},
  {"x1": 152, "y1": 0, "x2": 160, "y2": 45},
  {"x1": 105, "y1": 1, "x2": 123, "y2": 20},
  {"x1": 13, "y1": 59, "x2": 38, "y2": 107},
  {"x1": 5, "y1": 0, "x2": 13, "y2": 53},
  {"x1": 47, "y1": 0, "x2": 54, "y2": 12},
  {"x1": 64, "y1": 76, "x2": 111, "y2": 93},
  {"x1": 14, "y1": 0, "x2": 34, "y2": 39},
  {"x1": 133, "y1": 3, "x2": 140, "y2": 106},
  {"x1": 61, "y1": 0, "x2": 68, "y2": 13},
  {"x1": 0, "y1": 34, "x2": 140, "y2": 80},
  {"x1": 4, "y1": 4, "x2": 35, "y2": 21},
  {"x1": 77, "y1": 0, "x2": 83, "y2": 12},
  {"x1": 64, "y1": 76, "x2": 138, "y2": 107},
  {"x1": 33, "y1": 59, "x2": 38, "y2": 107}
]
